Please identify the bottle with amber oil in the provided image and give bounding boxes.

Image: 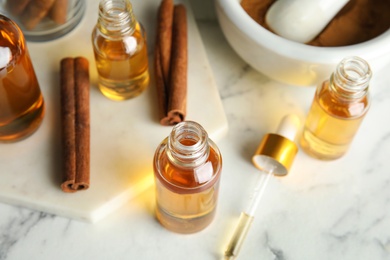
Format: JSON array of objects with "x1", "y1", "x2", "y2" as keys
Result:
[
  {"x1": 0, "y1": 15, "x2": 45, "y2": 142},
  {"x1": 300, "y1": 56, "x2": 372, "y2": 160},
  {"x1": 153, "y1": 121, "x2": 222, "y2": 233},
  {"x1": 92, "y1": 0, "x2": 149, "y2": 100}
]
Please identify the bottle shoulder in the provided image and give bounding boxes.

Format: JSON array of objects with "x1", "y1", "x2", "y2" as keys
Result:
[
  {"x1": 92, "y1": 21, "x2": 145, "y2": 41},
  {"x1": 92, "y1": 24, "x2": 147, "y2": 57},
  {"x1": 153, "y1": 143, "x2": 222, "y2": 191},
  {"x1": 316, "y1": 80, "x2": 370, "y2": 118}
]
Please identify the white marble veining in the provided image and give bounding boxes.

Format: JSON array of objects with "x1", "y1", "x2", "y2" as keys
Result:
[{"x1": 1, "y1": 8, "x2": 390, "y2": 260}]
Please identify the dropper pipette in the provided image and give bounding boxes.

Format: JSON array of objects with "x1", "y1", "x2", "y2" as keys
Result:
[
  {"x1": 223, "y1": 114, "x2": 301, "y2": 260},
  {"x1": 224, "y1": 167, "x2": 274, "y2": 259}
]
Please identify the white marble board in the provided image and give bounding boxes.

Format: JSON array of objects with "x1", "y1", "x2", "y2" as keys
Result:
[{"x1": 0, "y1": 0, "x2": 228, "y2": 223}]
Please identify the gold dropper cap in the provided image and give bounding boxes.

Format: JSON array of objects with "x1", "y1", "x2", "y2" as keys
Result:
[{"x1": 252, "y1": 114, "x2": 300, "y2": 176}]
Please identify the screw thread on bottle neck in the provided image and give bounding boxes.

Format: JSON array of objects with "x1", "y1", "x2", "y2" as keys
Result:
[
  {"x1": 97, "y1": 0, "x2": 136, "y2": 37},
  {"x1": 330, "y1": 56, "x2": 372, "y2": 100},
  {"x1": 167, "y1": 121, "x2": 210, "y2": 168}
]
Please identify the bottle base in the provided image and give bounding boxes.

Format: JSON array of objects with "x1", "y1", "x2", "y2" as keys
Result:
[
  {"x1": 0, "y1": 99, "x2": 45, "y2": 143},
  {"x1": 300, "y1": 129, "x2": 347, "y2": 160},
  {"x1": 156, "y1": 204, "x2": 216, "y2": 234},
  {"x1": 98, "y1": 71, "x2": 150, "y2": 101}
]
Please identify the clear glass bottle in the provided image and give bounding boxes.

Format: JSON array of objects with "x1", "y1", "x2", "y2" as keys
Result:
[
  {"x1": 153, "y1": 121, "x2": 223, "y2": 233},
  {"x1": 0, "y1": 14, "x2": 45, "y2": 142},
  {"x1": 300, "y1": 56, "x2": 372, "y2": 160},
  {"x1": 91, "y1": 0, "x2": 149, "y2": 101}
]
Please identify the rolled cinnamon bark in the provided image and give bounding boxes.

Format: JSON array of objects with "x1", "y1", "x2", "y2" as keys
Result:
[
  {"x1": 73, "y1": 57, "x2": 90, "y2": 191},
  {"x1": 6, "y1": 0, "x2": 32, "y2": 15},
  {"x1": 60, "y1": 58, "x2": 77, "y2": 193},
  {"x1": 155, "y1": 0, "x2": 174, "y2": 123},
  {"x1": 160, "y1": 4, "x2": 188, "y2": 125},
  {"x1": 20, "y1": 0, "x2": 56, "y2": 30},
  {"x1": 60, "y1": 57, "x2": 90, "y2": 193},
  {"x1": 155, "y1": 1, "x2": 188, "y2": 126},
  {"x1": 154, "y1": 45, "x2": 168, "y2": 120},
  {"x1": 50, "y1": 0, "x2": 68, "y2": 25},
  {"x1": 157, "y1": 0, "x2": 174, "y2": 86}
]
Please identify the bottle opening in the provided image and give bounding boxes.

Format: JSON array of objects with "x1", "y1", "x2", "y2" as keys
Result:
[
  {"x1": 98, "y1": 0, "x2": 135, "y2": 35},
  {"x1": 167, "y1": 121, "x2": 210, "y2": 167},
  {"x1": 100, "y1": 0, "x2": 129, "y2": 16},
  {"x1": 336, "y1": 56, "x2": 372, "y2": 89}
]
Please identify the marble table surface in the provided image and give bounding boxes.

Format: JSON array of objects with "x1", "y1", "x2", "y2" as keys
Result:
[{"x1": 1, "y1": 16, "x2": 390, "y2": 260}]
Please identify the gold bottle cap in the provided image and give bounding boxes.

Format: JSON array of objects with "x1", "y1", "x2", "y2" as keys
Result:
[{"x1": 252, "y1": 114, "x2": 300, "y2": 176}]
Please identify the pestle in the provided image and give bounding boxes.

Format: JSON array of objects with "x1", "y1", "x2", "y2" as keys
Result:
[{"x1": 266, "y1": 0, "x2": 350, "y2": 43}]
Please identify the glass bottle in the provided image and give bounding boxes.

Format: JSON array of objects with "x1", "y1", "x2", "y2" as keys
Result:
[
  {"x1": 91, "y1": 0, "x2": 150, "y2": 101},
  {"x1": 153, "y1": 121, "x2": 223, "y2": 233},
  {"x1": 300, "y1": 56, "x2": 372, "y2": 160},
  {"x1": 0, "y1": 14, "x2": 45, "y2": 142}
]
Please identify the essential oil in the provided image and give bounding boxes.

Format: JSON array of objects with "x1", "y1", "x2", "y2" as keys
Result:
[
  {"x1": 153, "y1": 121, "x2": 222, "y2": 233},
  {"x1": 301, "y1": 56, "x2": 371, "y2": 160},
  {"x1": 92, "y1": 0, "x2": 149, "y2": 100},
  {"x1": 0, "y1": 15, "x2": 45, "y2": 142}
]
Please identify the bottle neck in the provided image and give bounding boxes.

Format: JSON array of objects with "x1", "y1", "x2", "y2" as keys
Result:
[
  {"x1": 97, "y1": 0, "x2": 136, "y2": 37},
  {"x1": 166, "y1": 121, "x2": 210, "y2": 168},
  {"x1": 329, "y1": 56, "x2": 372, "y2": 100}
]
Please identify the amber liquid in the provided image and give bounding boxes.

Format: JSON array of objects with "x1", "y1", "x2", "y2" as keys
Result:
[
  {"x1": 0, "y1": 20, "x2": 45, "y2": 142},
  {"x1": 92, "y1": 23, "x2": 149, "y2": 101},
  {"x1": 224, "y1": 212, "x2": 254, "y2": 259},
  {"x1": 301, "y1": 81, "x2": 369, "y2": 160},
  {"x1": 154, "y1": 141, "x2": 222, "y2": 233}
]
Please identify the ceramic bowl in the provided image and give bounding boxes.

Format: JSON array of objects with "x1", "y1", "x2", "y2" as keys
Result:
[{"x1": 215, "y1": 0, "x2": 390, "y2": 86}]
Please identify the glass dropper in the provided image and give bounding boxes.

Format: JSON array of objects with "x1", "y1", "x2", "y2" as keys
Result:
[
  {"x1": 224, "y1": 114, "x2": 301, "y2": 259},
  {"x1": 224, "y1": 166, "x2": 274, "y2": 259}
]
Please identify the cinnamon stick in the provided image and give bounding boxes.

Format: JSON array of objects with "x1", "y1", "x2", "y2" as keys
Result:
[
  {"x1": 155, "y1": 1, "x2": 188, "y2": 126},
  {"x1": 6, "y1": 0, "x2": 32, "y2": 16},
  {"x1": 20, "y1": 0, "x2": 56, "y2": 30},
  {"x1": 154, "y1": 46, "x2": 168, "y2": 120},
  {"x1": 60, "y1": 57, "x2": 90, "y2": 193},
  {"x1": 163, "y1": 4, "x2": 187, "y2": 125},
  {"x1": 60, "y1": 58, "x2": 76, "y2": 193},
  {"x1": 155, "y1": 0, "x2": 174, "y2": 122},
  {"x1": 50, "y1": 0, "x2": 68, "y2": 25},
  {"x1": 157, "y1": 0, "x2": 174, "y2": 86}
]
